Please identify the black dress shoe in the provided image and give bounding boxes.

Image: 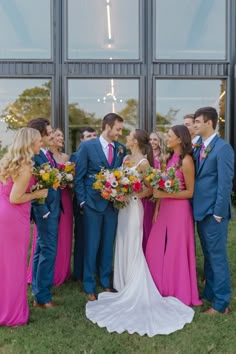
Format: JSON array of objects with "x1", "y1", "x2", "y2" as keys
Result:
[{"x1": 103, "y1": 287, "x2": 117, "y2": 293}]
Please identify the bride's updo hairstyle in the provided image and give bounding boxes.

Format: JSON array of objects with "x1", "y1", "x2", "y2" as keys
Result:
[
  {"x1": 134, "y1": 129, "x2": 154, "y2": 167},
  {"x1": 0, "y1": 127, "x2": 39, "y2": 183},
  {"x1": 167, "y1": 125, "x2": 192, "y2": 167}
]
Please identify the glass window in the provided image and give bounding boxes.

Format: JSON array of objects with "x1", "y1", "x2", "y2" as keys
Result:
[
  {"x1": 155, "y1": 0, "x2": 226, "y2": 60},
  {"x1": 0, "y1": 0, "x2": 51, "y2": 59},
  {"x1": 0, "y1": 79, "x2": 51, "y2": 153},
  {"x1": 67, "y1": 0, "x2": 139, "y2": 59},
  {"x1": 155, "y1": 79, "x2": 226, "y2": 137},
  {"x1": 68, "y1": 79, "x2": 139, "y2": 153}
]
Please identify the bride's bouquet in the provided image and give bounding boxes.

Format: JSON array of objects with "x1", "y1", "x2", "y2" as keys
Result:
[
  {"x1": 145, "y1": 166, "x2": 181, "y2": 200},
  {"x1": 31, "y1": 162, "x2": 62, "y2": 203},
  {"x1": 93, "y1": 162, "x2": 142, "y2": 209}
]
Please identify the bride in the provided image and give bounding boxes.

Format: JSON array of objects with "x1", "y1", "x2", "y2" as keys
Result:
[{"x1": 86, "y1": 129, "x2": 194, "y2": 337}]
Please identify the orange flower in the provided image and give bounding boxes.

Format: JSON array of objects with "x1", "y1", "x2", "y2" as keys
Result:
[{"x1": 101, "y1": 190, "x2": 111, "y2": 200}]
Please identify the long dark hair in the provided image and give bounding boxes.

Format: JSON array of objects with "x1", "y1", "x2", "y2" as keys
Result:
[
  {"x1": 167, "y1": 125, "x2": 192, "y2": 167},
  {"x1": 134, "y1": 129, "x2": 154, "y2": 167}
]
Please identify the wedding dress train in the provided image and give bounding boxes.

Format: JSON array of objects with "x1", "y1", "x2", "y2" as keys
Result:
[{"x1": 86, "y1": 163, "x2": 194, "y2": 336}]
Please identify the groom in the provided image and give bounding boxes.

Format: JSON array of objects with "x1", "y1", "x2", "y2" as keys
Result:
[
  {"x1": 74, "y1": 113, "x2": 126, "y2": 300},
  {"x1": 193, "y1": 107, "x2": 234, "y2": 314}
]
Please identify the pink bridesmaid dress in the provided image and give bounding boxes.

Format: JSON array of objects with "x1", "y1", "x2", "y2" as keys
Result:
[
  {"x1": 146, "y1": 153, "x2": 202, "y2": 306},
  {"x1": 27, "y1": 166, "x2": 73, "y2": 286},
  {"x1": 53, "y1": 184, "x2": 73, "y2": 285},
  {"x1": 142, "y1": 157, "x2": 160, "y2": 252},
  {"x1": 0, "y1": 179, "x2": 32, "y2": 326}
]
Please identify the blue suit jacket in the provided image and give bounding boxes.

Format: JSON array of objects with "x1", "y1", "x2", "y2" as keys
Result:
[
  {"x1": 75, "y1": 138, "x2": 126, "y2": 212},
  {"x1": 31, "y1": 150, "x2": 61, "y2": 218},
  {"x1": 193, "y1": 135, "x2": 234, "y2": 221}
]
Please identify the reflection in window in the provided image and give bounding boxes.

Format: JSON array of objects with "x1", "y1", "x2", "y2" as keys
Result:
[
  {"x1": 0, "y1": 79, "x2": 51, "y2": 152},
  {"x1": 67, "y1": 0, "x2": 139, "y2": 59},
  {"x1": 0, "y1": 0, "x2": 51, "y2": 59},
  {"x1": 155, "y1": 79, "x2": 226, "y2": 137},
  {"x1": 68, "y1": 79, "x2": 139, "y2": 153},
  {"x1": 155, "y1": 0, "x2": 226, "y2": 60}
]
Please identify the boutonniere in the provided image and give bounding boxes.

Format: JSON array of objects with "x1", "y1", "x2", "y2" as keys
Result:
[
  {"x1": 192, "y1": 142, "x2": 202, "y2": 149},
  {"x1": 201, "y1": 145, "x2": 212, "y2": 159},
  {"x1": 117, "y1": 146, "x2": 124, "y2": 157}
]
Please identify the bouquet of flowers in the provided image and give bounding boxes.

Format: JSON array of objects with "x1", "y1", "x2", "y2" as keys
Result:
[
  {"x1": 93, "y1": 162, "x2": 142, "y2": 209},
  {"x1": 145, "y1": 166, "x2": 181, "y2": 200},
  {"x1": 59, "y1": 161, "x2": 75, "y2": 187},
  {"x1": 31, "y1": 163, "x2": 62, "y2": 203}
]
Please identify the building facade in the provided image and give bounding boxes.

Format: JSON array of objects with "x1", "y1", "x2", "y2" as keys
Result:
[{"x1": 0, "y1": 0, "x2": 235, "y2": 156}]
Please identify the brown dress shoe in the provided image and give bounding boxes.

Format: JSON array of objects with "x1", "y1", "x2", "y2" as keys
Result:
[
  {"x1": 203, "y1": 307, "x2": 230, "y2": 315},
  {"x1": 86, "y1": 293, "x2": 97, "y2": 301},
  {"x1": 33, "y1": 301, "x2": 56, "y2": 309},
  {"x1": 43, "y1": 302, "x2": 57, "y2": 308},
  {"x1": 33, "y1": 301, "x2": 46, "y2": 309}
]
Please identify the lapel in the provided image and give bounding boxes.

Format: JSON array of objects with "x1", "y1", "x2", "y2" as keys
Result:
[
  {"x1": 197, "y1": 135, "x2": 219, "y2": 175},
  {"x1": 37, "y1": 150, "x2": 48, "y2": 165},
  {"x1": 95, "y1": 138, "x2": 109, "y2": 168},
  {"x1": 193, "y1": 137, "x2": 202, "y2": 172}
]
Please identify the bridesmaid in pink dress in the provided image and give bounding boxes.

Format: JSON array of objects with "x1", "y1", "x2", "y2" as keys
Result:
[
  {"x1": 142, "y1": 131, "x2": 166, "y2": 252},
  {"x1": 27, "y1": 128, "x2": 73, "y2": 286},
  {"x1": 146, "y1": 125, "x2": 202, "y2": 307},
  {"x1": 0, "y1": 128, "x2": 47, "y2": 326}
]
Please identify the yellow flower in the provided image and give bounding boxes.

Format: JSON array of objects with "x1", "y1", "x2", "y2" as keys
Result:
[
  {"x1": 95, "y1": 173, "x2": 105, "y2": 180},
  {"x1": 128, "y1": 175, "x2": 136, "y2": 181},
  {"x1": 121, "y1": 187, "x2": 128, "y2": 193},
  {"x1": 64, "y1": 165, "x2": 73, "y2": 172},
  {"x1": 41, "y1": 173, "x2": 50, "y2": 181},
  {"x1": 113, "y1": 170, "x2": 122, "y2": 178},
  {"x1": 52, "y1": 181, "x2": 60, "y2": 189},
  {"x1": 93, "y1": 181, "x2": 103, "y2": 190}
]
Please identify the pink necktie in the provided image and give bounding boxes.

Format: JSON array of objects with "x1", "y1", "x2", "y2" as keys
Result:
[
  {"x1": 46, "y1": 151, "x2": 55, "y2": 167},
  {"x1": 108, "y1": 143, "x2": 113, "y2": 165},
  {"x1": 199, "y1": 143, "x2": 205, "y2": 162}
]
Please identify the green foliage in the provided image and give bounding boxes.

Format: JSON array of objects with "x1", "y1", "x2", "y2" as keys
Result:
[
  {"x1": 0, "y1": 82, "x2": 51, "y2": 129},
  {"x1": 0, "y1": 220, "x2": 236, "y2": 353},
  {"x1": 156, "y1": 108, "x2": 179, "y2": 132},
  {"x1": 0, "y1": 141, "x2": 8, "y2": 159}
]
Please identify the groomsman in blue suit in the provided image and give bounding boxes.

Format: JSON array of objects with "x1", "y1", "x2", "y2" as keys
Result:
[
  {"x1": 75, "y1": 113, "x2": 126, "y2": 301},
  {"x1": 28, "y1": 118, "x2": 61, "y2": 308},
  {"x1": 71, "y1": 127, "x2": 97, "y2": 283},
  {"x1": 193, "y1": 107, "x2": 234, "y2": 314}
]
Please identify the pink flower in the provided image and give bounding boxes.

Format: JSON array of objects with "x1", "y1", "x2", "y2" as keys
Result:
[
  {"x1": 158, "y1": 179, "x2": 165, "y2": 189},
  {"x1": 132, "y1": 181, "x2": 142, "y2": 192}
]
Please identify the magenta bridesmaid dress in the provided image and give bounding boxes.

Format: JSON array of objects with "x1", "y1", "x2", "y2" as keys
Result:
[
  {"x1": 142, "y1": 157, "x2": 160, "y2": 252},
  {"x1": 0, "y1": 179, "x2": 32, "y2": 326},
  {"x1": 146, "y1": 153, "x2": 202, "y2": 306},
  {"x1": 53, "y1": 185, "x2": 73, "y2": 285},
  {"x1": 27, "y1": 173, "x2": 73, "y2": 287}
]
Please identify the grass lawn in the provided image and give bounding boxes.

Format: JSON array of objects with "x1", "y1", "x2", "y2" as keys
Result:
[{"x1": 0, "y1": 221, "x2": 236, "y2": 354}]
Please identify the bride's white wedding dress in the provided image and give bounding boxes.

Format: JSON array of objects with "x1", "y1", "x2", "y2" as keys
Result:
[{"x1": 86, "y1": 161, "x2": 194, "y2": 336}]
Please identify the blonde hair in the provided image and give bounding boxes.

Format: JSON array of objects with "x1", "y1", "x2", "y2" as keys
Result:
[
  {"x1": 0, "y1": 127, "x2": 39, "y2": 182},
  {"x1": 150, "y1": 131, "x2": 167, "y2": 166}
]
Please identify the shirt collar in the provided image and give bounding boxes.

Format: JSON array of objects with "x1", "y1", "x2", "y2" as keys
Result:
[
  {"x1": 41, "y1": 148, "x2": 48, "y2": 155},
  {"x1": 202, "y1": 133, "x2": 217, "y2": 148},
  {"x1": 99, "y1": 135, "x2": 115, "y2": 148},
  {"x1": 192, "y1": 135, "x2": 200, "y2": 144}
]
